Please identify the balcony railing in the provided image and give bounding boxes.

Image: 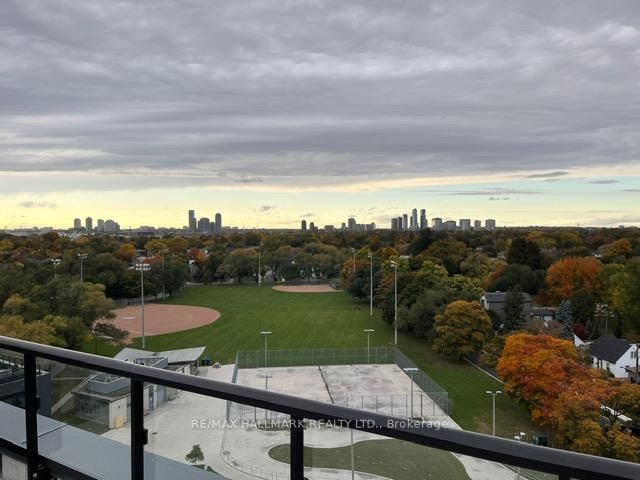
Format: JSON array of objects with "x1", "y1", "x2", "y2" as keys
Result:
[{"x1": 1, "y1": 335, "x2": 640, "y2": 480}]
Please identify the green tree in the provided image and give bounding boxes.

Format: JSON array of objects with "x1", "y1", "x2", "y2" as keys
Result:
[
  {"x1": 556, "y1": 300, "x2": 574, "y2": 339},
  {"x1": 507, "y1": 238, "x2": 543, "y2": 269},
  {"x1": 433, "y1": 301, "x2": 493, "y2": 358},
  {"x1": 185, "y1": 444, "x2": 204, "y2": 465},
  {"x1": 503, "y1": 286, "x2": 526, "y2": 332}
]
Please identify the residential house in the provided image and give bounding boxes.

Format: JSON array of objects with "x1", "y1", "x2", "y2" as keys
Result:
[
  {"x1": 590, "y1": 336, "x2": 639, "y2": 379},
  {"x1": 480, "y1": 291, "x2": 532, "y2": 320}
]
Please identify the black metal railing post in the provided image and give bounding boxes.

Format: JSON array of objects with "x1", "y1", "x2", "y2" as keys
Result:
[
  {"x1": 24, "y1": 352, "x2": 44, "y2": 478},
  {"x1": 131, "y1": 379, "x2": 147, "y2": 480},
  {"x1": 290, "y1": 416, "x2": 305, "y2": 479}
]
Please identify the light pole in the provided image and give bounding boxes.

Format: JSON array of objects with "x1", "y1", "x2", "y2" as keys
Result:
[
  {"x1": 50, "y1": 258, "x2": 61, "y2": 279},
  {"x1": 261, "y1": 372, "x2": 272, "y2": 424},
  {"x1": 350, "y1": 247, "x2": 356, "y2": 275},
  {"x1": 404, "y1": 367, "x2": 418, "y2": 418},
  {"x1": 77, "y1": 253, "x2": 88, "y2": 283},
  {"x1": 257, "y1": 245, "x2": 262, "y2": 287},
  {"x1": 485, "y1": 391, "x2": 502, "y2": 436},
  {"x1": 367, "y1": 253, "x2": 373, "y2": 316},
  {"x1": 135, "y1": 263, "x2": 151, "y2": 349},
  {"x1": 364, "y1": 329, "x2": 375, "y2": 364},
  {"x1": 514, "y1": 432, "x2": 527, "y2": 480},
  {"x1": 390, "y1": 261, "x2": 398, "y2": 345},
  {"x1": 260, "y1": 331, "x2": 272, "y2": 367},
  {"x1": 159, "y1": 248, "x2": 169, "y2": 299}
]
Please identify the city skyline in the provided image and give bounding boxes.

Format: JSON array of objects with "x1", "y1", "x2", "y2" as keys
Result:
[{"x1": 1, "y1": 1, "x2": 639, "y2": 229}]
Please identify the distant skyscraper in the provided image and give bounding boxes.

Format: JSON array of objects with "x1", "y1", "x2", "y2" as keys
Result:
[
  {"x1": 420, "y1": 209, "x2": 427, "y2": 230},
  {"x1": 214, "y1": 212, "x2": 222, "y2": 234},
  {"x1": 85, "y1": 216, "x2": 93, "y2": 233},
  {"x1": 397, "y1": 216, "x2": 403, "y2": 231},
  {"x1": 197, "y1": 217, "x2": 210, "y2": 233},
  {"x1": 391, "y1": 218, "x2": 398, "y2": 231},
  {"x1": 104, "y1": 219, "x2": 117, "y2": 233},
  {"x1": 97, "y1": 219, "x2": 105, "y2": 232},
  {"x1": 474, "y1": 220, "x2": 482, "y2": 230},
  {"x1": 347, "y1": 217, "x2": 356, "y2": 230},
  {"x1": 73, "y1": 218, "x2": 81, "y2": 231},
  {"x1": 485, "y1": 219, "x2": 496, "y2": 231},
  {"x1": 459, "y1": 219, "x2": 471, "y2": 231},
  {"x1": 411, "y1": 209, "x2": 418, "y2": 230},
  {"x1": 402, "y1": 214, "x2": 408, "y2": 231},
  {"x1": 341, "y1": 222, "x2": 346, "y2": 230},
  {"x1": 309, "y1": 221, "x2": 316, "y2": 232},
  {"x1": 188, "y1": 210, "x2": 196, "y2": 232},
  {"x1": 444, "y1": 220, "x2": 457, "y2": 231},
  {"x1": 301, "y1": 219, "x2": 307, "y2": 232},
  {"x1": 432, "y1": 217, "x2": 443, "y2": 231}
]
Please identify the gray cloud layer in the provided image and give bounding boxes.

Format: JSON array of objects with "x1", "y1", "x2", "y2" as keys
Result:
[{"x1": 1, "y1": 0, "x2": 639, "y2": 190}]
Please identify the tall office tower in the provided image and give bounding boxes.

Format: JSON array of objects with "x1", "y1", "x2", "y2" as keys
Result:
[
  {"x1": 309, "y1": 222, "x2": 316, "y2": 231},
  {"x1": 197, "y1": 217, "x2": 210, "y2": 233},
  {"x1": 402, "y1": 214, "x2": 408, "y2": 231},
  {"x1": 188, "y1": 210, "x2": 197, "y2": 232},
  {"x1": 485, "y1": 219, "x2": 496, "y2": 231},
  {"x1": 104, "y1": 219, "x2": 117, "y2": 233},
  {"x1": 347, "y1": 217, "x2": 356, "y2": 230},
  {"x1": 341, "y1": 222, "x2": 346, "y2": 230},
  {"x1": 411, "y1": 209, "x2": 418, "y2": 230},
  {"x1": 85, "y1": 217, "x2": 93, "y2": 234},
  {"x1": 474, "y1": 220, "x2": 482, "y2": 230},
  {"x1": 73, "y1": 218, "x2": 82, "y2": 231},
  {"x1": 432, "y1": 217, "x2": 443, "y2": 231},
  {"x1": 444, "y1": 220, "x2": 457, "y2": 231},
  {"x1": 420, "y1": 209, "x2": 427, "y2": 230},
  {"x1": 397, "y1": 216, "x2": 403, "y2": 231},
  {"x1": 301, "y1": 219, "x2": 307, "y2": 232},
  {"x1": 214, "y1": 213, "x2": 222, "y2": 234},
  {"x1": 391, "y1": 218, "x2": 398, "y2": 231},
  {"x1": 459, "y1": 219, "x2": 471, "y2": 231},
  {"x1": 97, "y1": 219, "x2": 105, "y2": 232}
]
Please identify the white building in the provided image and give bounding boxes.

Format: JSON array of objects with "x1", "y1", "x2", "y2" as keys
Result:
[{"x1": 590, "y1": 336, "x2": 639, "y2": 379}]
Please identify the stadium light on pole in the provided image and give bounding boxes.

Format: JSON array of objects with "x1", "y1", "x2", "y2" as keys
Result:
[
  {"x1": 390, "y1": 261, "x2": 398, "y2": 345},
  {"x1": 404, "y1": 367, "x2": 418, "y2": 418},
  {"x1": 485, "y1": 391, "x2": 502, "y2": 436},
  {"x1": 262, "y1": 372, "x2": 273, "y2": 424},
  {"x1": 364, "y1": 329, "x2": 375, "y2": 363},
  {"x1": 260, "y1": 331, "x2": 272, "y2": 367},
  {"x1": 350, "y1": 247, "x2": 356, "y2": 275},
  {"x1": 159, "y1": 248, "x2": 169, "y2": 299},
  {"x1": 367, "y1": 252, "x2": 373, "y2": 316},
  {"x1": 77, "y1": 253, "x2": 88, "y2": 283},
  {"x1": 50, "y1": 258, "x2": 61, "y2": 279},
  {"x1": 257, "y1": 244, "x2": 262, "y2": 287},
  {"x1": 135, "y1": 263, "x2": 151, "y2": 349}
]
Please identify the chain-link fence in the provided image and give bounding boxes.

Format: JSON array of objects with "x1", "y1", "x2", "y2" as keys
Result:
[{"x1": 230, "y1": 347, "x2": 449, "y2": 419}]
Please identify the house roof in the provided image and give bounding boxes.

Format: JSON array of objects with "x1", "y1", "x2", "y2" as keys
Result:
[
  {"x1": 590, "y1": 336, "x2": 632, "y2": 364},
  {"x1": 114, "y1": 347, "x2": 205, "y2": 365},
  {"x1": 483, "y1": 291, "x2": 532, "y2": 303}
]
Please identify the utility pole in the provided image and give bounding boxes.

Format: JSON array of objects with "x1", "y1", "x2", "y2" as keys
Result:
[
  {"x1": 135, "y1": 263, "x2": 151, "y2": 349},
  {"x1": 485, "y1": 391, "x2": 502, "y2": 436},
  {"x1": 367, "y1": 253, "x2": 373, "y2": 316},
  {"x1": 50, "y1": 258, "x2": 61, "y2": 279},
  {"x1": 390, "y1": 261, "x2": 398, "y2": 345},
  {"x1": 77, "y1": 253, "x2": 88, "y2": 283}
]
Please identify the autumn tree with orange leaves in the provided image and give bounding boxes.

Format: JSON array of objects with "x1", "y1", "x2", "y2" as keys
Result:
[{"x1": 545, "y1": 256, "x2": 602, "y2": 304}]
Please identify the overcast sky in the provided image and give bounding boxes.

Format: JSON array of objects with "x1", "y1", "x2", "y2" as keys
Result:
[{"x1": 1, "y1": 0, "x2": 639, "y2": 228}]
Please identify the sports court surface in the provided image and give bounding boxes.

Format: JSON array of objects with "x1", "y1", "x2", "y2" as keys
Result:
[
  {"x1": 231, "y1": 364, "x2": 446, "y2": 421},
  {"x1": 272, "y1": 284, "x2": 341, "y2": 293},
  {"x1": 111, "y1": 304, "x2": 221, "y2": 343}
]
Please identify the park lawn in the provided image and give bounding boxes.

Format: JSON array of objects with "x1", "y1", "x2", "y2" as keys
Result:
[
  {"x1": 92, "y1": 284, "x2": 538, "y2": 438},
  {"x1": 269, "y1": 439, "x2": 470, "y2": 480}
]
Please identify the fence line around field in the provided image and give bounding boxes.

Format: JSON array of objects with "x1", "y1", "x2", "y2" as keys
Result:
[{"x1": 230, "y1": 347, "x2": 449, "y2": 418}]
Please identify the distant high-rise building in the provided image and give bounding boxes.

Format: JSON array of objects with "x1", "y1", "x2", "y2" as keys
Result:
[
  {"x1": 459, "y1": 219, "x2": 471, "y2": 231},
  {"x1": 188, "y1": 210, "x2": 196, "y2": 232},
  {"x1": 197, "y1": 217, "x2": 210, "y2": 233},
  {"x1": 402, "y1": 214, "x2": 408, "y2": 231},
  {"x1": 474, "y1": 220, "x2": 482, "y2": 230},
  {"x1": 397, "y1": 216, "x2": 403, "y2": 231},
  {"x1": 85, "y1": 217, "x2": 93, "y2": 234},
  {"x1": 73, "y1": 218, "x2": 82, "y2": 231},
  {"x1": 341, "y1": 222, "x2": 346, "y2": 230},
  {"x1": 347, "y1": 217, "x2": 356, "y2": 230},
  {"x1": 485, "y1": 219, "x2": 496, "y2": 231},
  {"x1": 411, "y1": 209, "x2": 418, "y2": 230},
  {"x1": 309, "y1": 221, "x2": 317, "y2": 232},
  {"x1": 97, "y1": 219, "x2": 105, "y2": 232},
  {"x1": 391, "y1": 218, "x2": 398, "y2": 231},
  {"x1": 432, "y1": 217, "x2": 443, "y2": 231},
  {"x1": 104, "y1": 219, "x2": 117, "y2": 233},
  {"x1": 420, "y1": 209, "x2": 427, "y2": 230},
  {"x1": 301, "y1": 219, "x2": 307, "y2": 232},
  {"x1": 444, "y1": 220, "x2": 457, "y2": 231},
  {"x1": 214, "y1": 213, "x2": 222, "y2": 234},
  {"x1": 324, "y1": 225, "x2": 335, "y2": 232}
]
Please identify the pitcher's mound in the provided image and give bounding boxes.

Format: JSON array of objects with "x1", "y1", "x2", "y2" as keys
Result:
[
  {"x1": 111, "y1": 304, "x2": 221, "y2": 343},
  {"x1": 272, "y1": 284, "x2": 341, "y2": 293}
]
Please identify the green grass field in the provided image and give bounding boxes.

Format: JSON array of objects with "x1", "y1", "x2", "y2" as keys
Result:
[
  {"x1": 269, "y1": 439, "x2": 470, "y2": 480},
  {"x1": 92, "y1": 284, "x2": 538, "y2": 438}
]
